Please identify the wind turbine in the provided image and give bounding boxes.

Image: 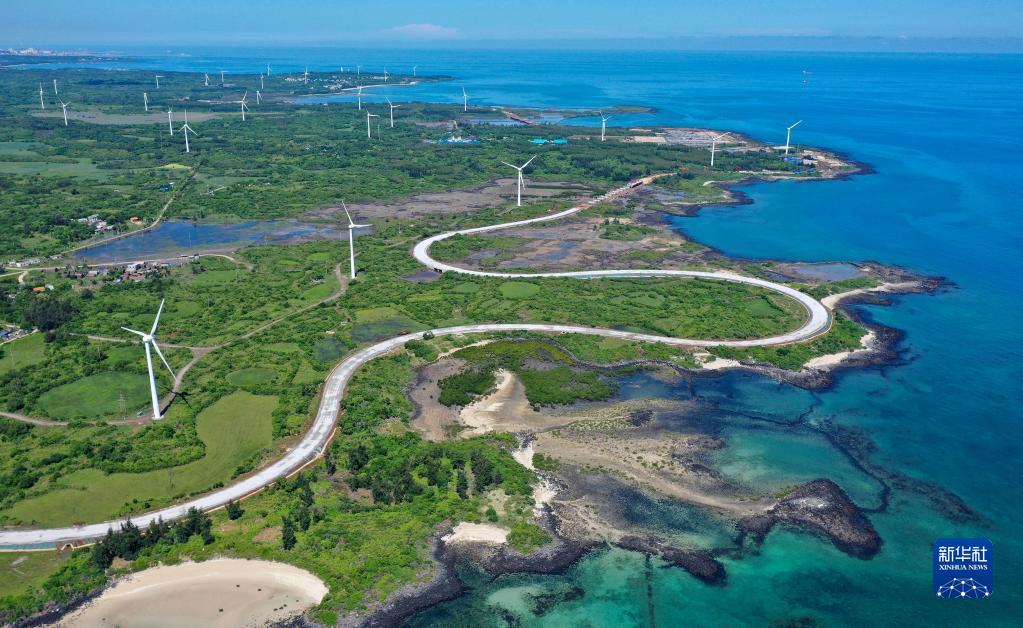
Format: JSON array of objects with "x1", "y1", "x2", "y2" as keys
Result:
[
  {"x1": 53, "y1": 79, "x2": 58, "y2": 95},
  {"x1": 220, "y1": 70, "x2": 226, "y2": 85},
  {"x1": 386, "y1": 97, "x2": 400, "y2": 128},
  {"x1": 357, "y1": 64, "x2": 361, "y2": 76},
  {"x1": 204, "y1": 72, "x2": 210, "y2": 87},
  {"x1": 383, "y1": 67, "x2": 389, "y2": 82},
  {"x1": 366, "y1": 111, "x2": 378, "y2": 138},
  {"x1": 259, "y1": 73, "x2": 264, "y2": 90},
  {"x1": 303, "y1": 66, "x2": 310, "y2": 83},
  {"x1": 38, "y1": 83, "x2": 45, "y2": 110},
  {"x1": 710, "y1": 132, "x2": 732, "y2": 167},
  {"x1": 155, "y1": 74, "x2": 163, "y2": 89},
  {"x1": 599, "y1": 111, "x2": 611, "y2": 141},
  {"x1": 266, "y1": 63, "x2": 271, "y2": 76},
  {"x1": 122, "y1": 299, "x2": 175, "y2": 421},
  {"x1": 413, "y1": 64, "x2": 417, "y2": 77},
  {"x1": 179, "y1": 111, "x2": 198, "y2": 153},
  {"x1": 500, "y1": 155, "x2": 537, "y2": 207},
  {"x1": 784, "y1": 120, "x2": 802, "y2": 156},
  {"x1": 167, "y1": 108, "x2": 174, "y2": 135},
  {"x1": 356, "y1": 85, "x2": 363, "y2": 110},
  {"x1": 255, "y1": 90, "x2": 262, "y2": 104},
  {"x1": 59, "y1": 100, "x2": 70, "y2": 127},
  {"x1": 340, "y1": 201, "x2": 370, "y2": 279},
  {"x1": 462, "y1": 87, "x2": 469, "y2": 112},
  {"x1": 143, "y1": 92, "x2": 149, "y2": 112},
  {"x1": 236, "y1": 91, "x2": 250, "y2": 121}
]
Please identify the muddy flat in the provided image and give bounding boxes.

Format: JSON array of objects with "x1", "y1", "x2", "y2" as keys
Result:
[{"x1": 305, "y1": 178, "x2": 592, "y2": 221}]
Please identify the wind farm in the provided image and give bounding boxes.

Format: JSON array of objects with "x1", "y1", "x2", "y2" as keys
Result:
[{"x1": 0, "y1": 49, "x2": 928, "y2": 628}]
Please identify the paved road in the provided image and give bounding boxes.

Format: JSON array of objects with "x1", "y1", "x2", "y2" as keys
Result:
[{"x1": 0, "y1": 177, "x2": 831, "y2": 550}]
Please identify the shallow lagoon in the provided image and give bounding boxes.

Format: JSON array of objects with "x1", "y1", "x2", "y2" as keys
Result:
[{"x1": 74, "y1": 219, "x2": 345, "y2": 263}]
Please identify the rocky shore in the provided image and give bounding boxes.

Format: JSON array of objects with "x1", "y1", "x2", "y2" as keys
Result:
[{"x1": 737, "y1": 479, "x2": 882, "y2": 559}]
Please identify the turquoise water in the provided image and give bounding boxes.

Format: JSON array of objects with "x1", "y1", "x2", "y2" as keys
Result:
[{"x1": 35, "y1": 48, "x2": 1023, "y2": 625}]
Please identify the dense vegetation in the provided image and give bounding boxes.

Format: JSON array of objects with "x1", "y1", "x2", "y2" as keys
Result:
[{"x1": 0, "y1": 63, "x2": 865, "y2": 623}]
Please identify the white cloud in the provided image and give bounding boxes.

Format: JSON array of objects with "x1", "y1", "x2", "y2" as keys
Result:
[{"x1": 386, "y1": 23, "x2": 462, "y2": 39}]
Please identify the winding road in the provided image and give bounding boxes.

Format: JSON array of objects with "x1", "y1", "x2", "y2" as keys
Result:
[{"x1": 0, "y1": 176, "x2": 831, "y2": 550}]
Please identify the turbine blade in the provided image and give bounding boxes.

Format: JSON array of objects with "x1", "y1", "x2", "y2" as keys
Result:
[
  {"x1": 152, "y1": 341, "x2": 176, "y2": 378},
  {"x1": 340, "y1": 200, "x2": 354, "y2": 225},
  {"x1": 500, "y1": 161, "x2": 517, "y2": 169},
  {"x1": 151, "y1": 298, "x2": 165, "y2": 335},
  {"x1": 122, "y1": 327, "x2": 147, "y2": 337},
  {"x1": 522, "y1": 155, "x2": 537, "y2": 168}
]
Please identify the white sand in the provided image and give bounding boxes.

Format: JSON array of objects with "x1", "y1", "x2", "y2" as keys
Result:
[
  {"x1": 459, "y1": 369, "x2": 520, "y2": 436},
  {"x1": 442, "y1": 522, "x2": 509, "y2": 545},
  {"x1": 58, "y1": 558, "x2": 327, "y2": 628},
  {"x1": 803, "y1": 329, "x2": 876, "y2": 370},
  {"x1": 694, "y1": 352, "x2": 741, "y2": 371},
  {"x1": 821, "y1": 281, "x2": 918, "y2": 310}
]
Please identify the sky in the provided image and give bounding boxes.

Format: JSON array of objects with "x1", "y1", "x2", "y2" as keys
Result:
[{"x1": 3, "y1": 0, "x2": 1022, "y2": 49}]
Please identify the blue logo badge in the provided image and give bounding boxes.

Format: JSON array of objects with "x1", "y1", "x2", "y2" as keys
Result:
[{"x1": 933, "y1": 538, "x2": 993, "y2": 598}]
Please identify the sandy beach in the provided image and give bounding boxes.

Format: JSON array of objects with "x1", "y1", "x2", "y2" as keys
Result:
[
  {"x1": 442, "y1": 522, "x2": 509, "y2": 545},
  {"x1": 56, "y1": 559, "x2": 327, "y2": 628}
]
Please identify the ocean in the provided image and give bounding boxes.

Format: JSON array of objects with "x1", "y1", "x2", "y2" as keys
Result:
[{"x1": 28, "y1": 47, "x2": 1023, "y2": 626}]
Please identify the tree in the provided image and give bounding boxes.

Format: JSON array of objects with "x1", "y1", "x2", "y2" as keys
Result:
[
  {"x1": 281, "y1": 517, "x2": 297, "y2": 550},
  {"x1": 226, "y1": 500, "x2": 244, "y2": 520}
]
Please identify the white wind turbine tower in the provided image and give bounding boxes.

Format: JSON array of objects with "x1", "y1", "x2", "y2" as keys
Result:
[
  {"x1": 38, "y1": 83, "x2": 45, "y2": 110},
  {"x1": 204, "y1": 72, "x2": 210, "y2": 86},
  {"x1": 59, "y1": 100, "x2": 70, "y2": 127},
  {"x1": 383, "y1": 67, "x2": 389, "y2": 82},
  {"x1": 303, "y1": 66, "x2": 310, "y2": 82},
  {"x1": 220, "y1": 69, "x2": 226, "y2": 84},
  {"x1": 155, "y1": 74, "x2": 163, "y2": 89},
  {"x1": 143, "y1": 92, "x2": 149, "y2": 112},
  {"x1": 53, "y1": 79, "x2": 58, "y2": 95},
  {"x1": 122, "y1": 299, "x2": 175, "y2": 421},
  {"x1": 386, "y1": 97, "x2": 400, "y2": 128},
  {"x1": 784, "y1": 120, "x2": 802, "y2": 156},
  {"x1": 266, "y1": 63, "x2": 271, "y2": 76},
  {"x1": 500, "y1": 155, "x2": 537, "y2": 207},
  {"x1": 356, "y1": 85, "x2": 364, "y2": 110},
  {"x1": 462, "y1": 87, "x2": 469, "y2": 112},
  {"x1": 413, "y1": 64, "x2": 418, "y2": 77},
  {"x1": 236, "y1": 91, "x2": 250, "y2": 121},
  {"x1": 366, "y1": 111, "x2": 378, "y2": 138},
  {"x1": 256, "y1": 90, "x2": 262, "y2": 104},
  {"x1": 599, "y1": 111, "x2": 611, "y2": 141},
  {"x1": 260, "y1": 73, "x2": 264, "y2": 89},
  {"x1": 340, "y1": 201, "x2": 371, "y2": 279},
  {"x1": 167, "y1": 108, "x2": 174, "y2": 135},
  {"x1": 709, "y1": 132, "x2": 732, "y2": 167},
  {"x1": 179, "y1": 111, "x2": 198, "y2": 152}
]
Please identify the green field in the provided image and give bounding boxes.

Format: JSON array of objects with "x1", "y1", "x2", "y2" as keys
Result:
[
  {"x1": 0, "y1": 333, "x2": 46, "y2": 375},
  {"x1": 2, "y1": 391, "x2": 276, "y2": 526},
  {"x1": 227, "y1": 367, "x2": 278, "y2": 386},
  {"x1": 0, "y1": 552, "x2": 69, "y2": 598},
  {"x1": 36, "y1": 371, "x2": 151, "y2": 420},
  {"x1": 499, "y1": 281, "x2": 541, "y2": 299}
]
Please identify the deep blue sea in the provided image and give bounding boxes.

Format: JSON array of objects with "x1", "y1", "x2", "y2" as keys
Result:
[{"x1": 37, "y1": 48, "x2": 1023, "y2": 626}]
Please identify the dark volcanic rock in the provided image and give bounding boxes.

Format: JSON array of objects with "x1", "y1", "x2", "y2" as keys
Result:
[
  {"x1": 739, "y1": 479, "x2": 882, "y2": 559},
  {"x1": 616, "y1": 536, "x2": 726, "y2": 585}
]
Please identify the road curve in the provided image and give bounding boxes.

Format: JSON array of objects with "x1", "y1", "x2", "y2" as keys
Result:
[{"x1": 0, "y1": 177, "x2": 830, "y2": 550}]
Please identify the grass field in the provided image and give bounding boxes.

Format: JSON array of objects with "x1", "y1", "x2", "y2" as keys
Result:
[
  {"x1": 36, "y1": 371, "x2": 151, "y2": 420},
  {"x1": 499, "y1": 281, "x2": 541, "y2": 299},
  {"x1": 0, "y1": 552, "x2": 69, "y2": 598},
  {"x1": 2, "y1": 391, "x2": 277, "y2": 526},
  {"x1": 0, "y1": 333, "x2": 46, "y2": 375},
  {"x1": 227, "y1": 367, "x2": 278, "y2": 386}
]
